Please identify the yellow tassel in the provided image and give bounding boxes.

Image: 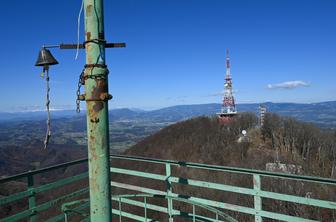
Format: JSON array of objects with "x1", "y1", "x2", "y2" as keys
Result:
[{"x1": 40, "y1": 72, "x2": 45, "y2": 78}]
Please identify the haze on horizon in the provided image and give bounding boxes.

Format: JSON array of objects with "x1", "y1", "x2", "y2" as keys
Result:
[{"x1": 1, "y1": 0, "x2": 335, "y2": 112}]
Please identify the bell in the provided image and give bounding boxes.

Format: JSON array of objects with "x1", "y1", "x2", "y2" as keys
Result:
[{"x1": 35, "y1": 47, "x2": 58, "y2": 67}]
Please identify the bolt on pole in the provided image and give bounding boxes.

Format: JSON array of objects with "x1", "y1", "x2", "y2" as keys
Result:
[{"x1": 83, "y1": 0, "x2": 112, "y2": 221}]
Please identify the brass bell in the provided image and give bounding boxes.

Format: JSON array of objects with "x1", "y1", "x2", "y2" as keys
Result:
[{"x1": 35, "y1": 47, "x2": 58, "y2": 67}]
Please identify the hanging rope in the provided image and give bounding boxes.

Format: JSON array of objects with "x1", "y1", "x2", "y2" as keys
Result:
[
  {"x1": 44, "y1": 67, "x2": 51, "y2": 149},
  {"x1": 75, "y1": 0, "x2": 84, "y2": 60}
]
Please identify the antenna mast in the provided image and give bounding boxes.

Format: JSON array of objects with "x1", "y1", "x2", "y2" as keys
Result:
[{"x1": 217, "y1": 49, "x2": 238, "y2": 124}]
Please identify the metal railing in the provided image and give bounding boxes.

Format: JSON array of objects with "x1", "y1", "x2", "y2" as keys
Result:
[
  {"x1": 108, "y1": 155, "x2": 336, "y2": 222},
  {"x1": 62, "y1": 194, "x2": 239, "y2": 222},
  {"x1": 1, "y1": 154, "x2": 336, "y2": 222},
  {"x1": 0, "y1": 158, "x2": 89, "y2": 222}
]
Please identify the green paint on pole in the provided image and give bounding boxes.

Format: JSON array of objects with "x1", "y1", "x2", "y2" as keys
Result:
[{"x1": 83, "y1": 0, "x2": 112, "y2": 221}]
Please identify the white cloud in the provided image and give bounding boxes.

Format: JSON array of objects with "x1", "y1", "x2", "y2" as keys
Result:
[{"x1": 267, "y1": 81, "x2": 310, "y2": 89}]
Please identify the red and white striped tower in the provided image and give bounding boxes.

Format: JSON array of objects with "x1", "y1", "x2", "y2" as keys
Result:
[{"x1": 217, "y1": 49, "x2": 237, "y2": 124}]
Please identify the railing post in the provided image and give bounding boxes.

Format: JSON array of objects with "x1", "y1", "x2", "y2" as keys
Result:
[
  {"x1": 165, "y1": 163, "x2": 174, "y2": 222},
  {"x1": 192, "y1": 204, "x2": 195, "y2": 222},
  {"x1": 28, "y1": 174, "x2": 37, "y2": 222},
  {"x1": 253, "y1": 174, "x2": 262, "y2": 222},
  {"x1": 118, "y1": 197, "x2": 122, "y2": 222},
  {"x1": 144, "y1": 196, "x2": 147, "y2": 222}
]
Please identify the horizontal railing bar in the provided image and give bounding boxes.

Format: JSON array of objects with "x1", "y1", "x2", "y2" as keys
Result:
[
  {"x1": 0, "y1": 188, "x2": 89, "y2": 222},
  {"x1": 171, "y1": 196, "x2": 237, "y2": 222},
  {"x1": 33, "y1": 187, "x2": 89, "y2": 215},
  {"x1": 112, "y1": 196, "x2": 168, "y2": 213},
  {"x1": 48, "y1": 201, "x2": 90, "y2": 222},
  {"x1": 169, "y1": 176, "x2": 336, "y2": 210},
  {"x1": 0, "y1": 158, "x2": 88, "y2": 184},
  {"x1": 259, "y1": 190, "x2": 336, "y2": 210},
  {"x1": 44, "y1": 213, "x2": 65, "y2": 222},
  {"x1": 111, "y1": 181, "x2": 167, "y2": 196},
  {"x1": 34, "y1": 172, "x2": 88, "y2": 194},
  {"x1": 113, "y1": 194, "x2": 237, "y2": 222},
  {"x1": 169, "y1": 176, "x2": 256, "y2": 195},
  {"x1": 258, "y1": 209, "x2": 319, "y2": 222},
  {"x1": 60, "y1": 193, "x2": 230, "y2": 222},
  {"x1": 0, "y1": 189, "x2": 31, "y2": 206},
  {"x1": 0, "y1": 206, "x2": 32, "y2": 222},
  {"x1": 113, "y1": 196, "x2": 227, "y2": 222},
  {"x1": 110, "y1": 181, "x2": 253, "y2": 218},
  {"x1": 2, "y1": 154, "x2": 335, "y2": 185},
  {"x1": 112, "y1": 208, "x2": 158, "y2": 222},
  {"x1": 110, "y1": 154, "x2": 336, "y2": 185},
  {"x1": 0, "y1": 172, "x2": 88, "y2": 206},
  {"x1": 111, "y1": 167, "x2": 166, "y2": 181},
  {"x1": 176, "y1": 212, "x2": 226, "y2": 222},
  {"x1": 111, "y1": 154, "x2": 171, "y2": 165},
  {"x1": 110, "y1": 181, "x2": 320, "y2": 222},
  {"x1": 186, "y1": 195, "x2": 256, "y2": 216},
  {"x1": 178, "y1": 213, "x2": 225, "y2": 222},
  {"x1": 188, "y1": 196, "x2": 318, "y2": 222}
]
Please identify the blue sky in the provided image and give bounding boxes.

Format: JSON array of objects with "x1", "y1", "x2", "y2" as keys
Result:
[{"x1": 1, "y1": 0, "x2": 335, "y2": 111}]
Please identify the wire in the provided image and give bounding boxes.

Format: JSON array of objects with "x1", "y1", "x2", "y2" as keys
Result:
[
  {"x1": 75, "y1": 0, "x2": 84, "y2": 60},
  {"x1": 93, "y1": 0, "x2": 100, "y2": 36},
  {"x1": 93, "y1": 0, "x2": 104, "y2": 64}
]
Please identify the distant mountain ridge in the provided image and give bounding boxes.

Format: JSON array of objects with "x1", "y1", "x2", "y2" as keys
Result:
[
  {"x1": 113, "y1": 101, "x2": 336, "y2": 127},
  {"x1": 1, "y1": 101, "x2": 336, "y2": 127}
]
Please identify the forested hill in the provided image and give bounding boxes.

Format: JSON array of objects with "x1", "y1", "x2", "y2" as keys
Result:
[
  {"x1": 125, "y1": 113, "x2": 336, "y2": 178},
  {"x1": 115, "y1": 113, "x2": 336, "y2": 221}
]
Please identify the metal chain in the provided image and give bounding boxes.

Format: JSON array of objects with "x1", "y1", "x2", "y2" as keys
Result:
[
  {"x1": 76, "y1": 68, "x2": 85, "y2": 113},
  {"x1": 44, "y1": 68, "x2": 51, "y2": 149},
  {"x1": 76, "y1": 67, "x2": 109, "y2": 113}
]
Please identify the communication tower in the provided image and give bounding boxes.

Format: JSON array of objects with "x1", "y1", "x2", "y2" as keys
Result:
[{"x1": 217, "y1": 49, "x2": 237, "y2": 124}]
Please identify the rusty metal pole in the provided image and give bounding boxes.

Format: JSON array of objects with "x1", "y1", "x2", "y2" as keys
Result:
[{"x1": 83, "y1": 0, "x2": 112, "y2": 221}]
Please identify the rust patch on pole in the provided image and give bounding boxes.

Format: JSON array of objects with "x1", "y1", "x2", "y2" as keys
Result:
[
  {"x1": 86, "y1": 5, "x2": 93, "y2": 16},
  {"x1": 86, "y1": 32, "x2": 91, "y2": 41},
  {"x1": 93, "y1": 102, "x2": 104, "y2": 112}
]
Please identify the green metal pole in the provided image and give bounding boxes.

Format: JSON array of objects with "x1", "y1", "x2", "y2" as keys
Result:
[{"x1": 83, "y1": 0, "x2": 112, "y2": 221}]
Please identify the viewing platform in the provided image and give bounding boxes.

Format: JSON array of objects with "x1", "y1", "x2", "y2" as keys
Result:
[{"x1": 1, "y1": 154, "x2": 335, "y2": 222}]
